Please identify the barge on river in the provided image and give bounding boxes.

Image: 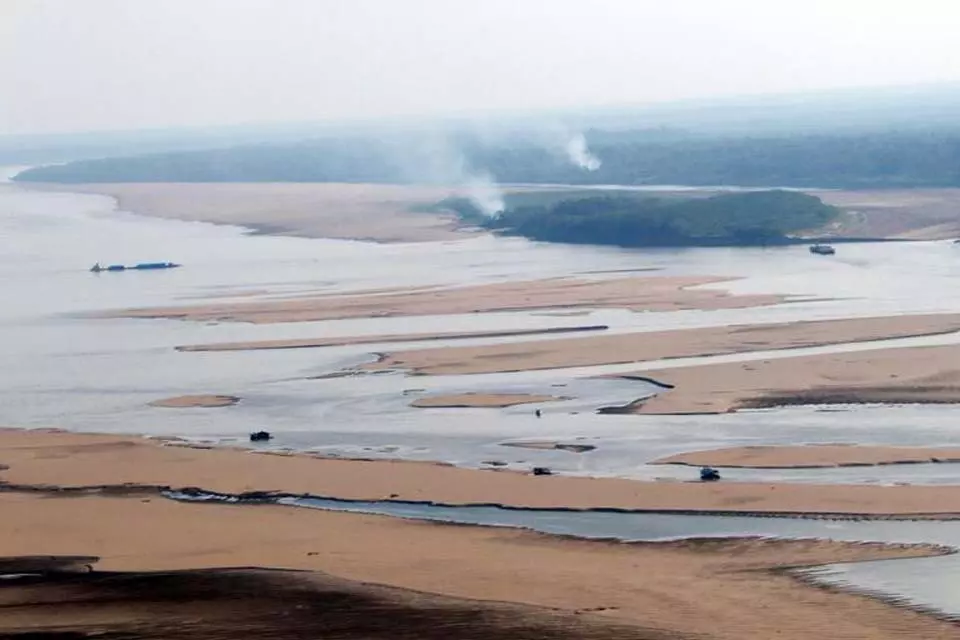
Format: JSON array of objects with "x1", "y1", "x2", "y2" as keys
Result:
[{"x1": 90, "y1": 262, "x2": 181, "y2": 272}]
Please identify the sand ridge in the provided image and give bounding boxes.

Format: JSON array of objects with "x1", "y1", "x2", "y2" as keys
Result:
[
  {"x1": 410, "y1": 393, "x2": 565, "y2": 408},
  {"x1": 148, "y1": 394, "x2": 240, "y2": 408},
  {"x1": 363, "y1": 313, "x2": 960, "y2": 376},
  {"x1": 653, "y1": 445, "x2": 960, "y2": 469},
  {"x1": 632, "y1": 342, "x2": 960, "y2": 414},
  {"x1": 176, "y1": 324, "x2": 609, "y2": 352},
  {"x1": 112, "y1": 275, "x2": 782, "y2": 324},
  {"x1": 6, "y1": 429, "x2": 960, "y2": 517}
]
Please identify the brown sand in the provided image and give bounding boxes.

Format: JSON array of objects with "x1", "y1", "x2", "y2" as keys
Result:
[
  {"x1": 366, "y1": 313, "x2": 960, "y2": 375},
  {"x1": 0, "y1": 566, "x2": 661, "y2": 640},
  {"x1": 813, "y1": 188, "x2": 960, "y2": 239},
  {"x1": 1, "y1": 492, "x2": 954, "y2": 639},
  {"x1": 32, "y1": 182, "x2": 473, "y2": 243},
  {"x1": 148, "y1": 394, "x2": 240, "y2": 408},
  {"x1": 411, "y1": 393, "x2": 563, "y2": 408},
  {"x1": 7, "y1": 429, "x2": 960, "y2": 517},
  {"x1": 653, "y1": 445, "x2": 960, "y2": 469},
  {"x1": 632, "y1": 343, "x2": 960, "y2": 415},
  {"x1": 113, "y1": 276, "x2": 781, "y2": 323},
  {"x1": 176, "y1": 324, "x2": 608, "y2": 352}
]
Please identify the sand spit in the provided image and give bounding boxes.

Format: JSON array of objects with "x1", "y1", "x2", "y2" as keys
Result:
[
  {"x1": 1, "y1": 493, "x2": 954, "y2": 640},
  {"x1": 653, "y1": 445, "x2": 960, "y2": 469},
  {"x1": 410, "y1": 393, "x2": 564, "y2": 408},
  {"x1": 366, "y1": 313, "x2": 960, "y2": 376},
  {"x1": 113, "y1": 275, "x2": 782, "y2": 324},
  {"x1": 813, "y1": 188, "x2": 960, "y2": 240},
  {"x1": 632, "y1": 343, "x2": 960, "y2": 414},
  {"x1": 148, "y1": 394, "x2": 240, "y2": 408},
  {"x1": 177, "y1": 324, "x2": 609, "y2": 352},
  {"x1": 8, "y1": 430, "x2": 960, "y2": 518},
  {"x1": 31, "y1": 182, "x2": 475, "y2": 243}
]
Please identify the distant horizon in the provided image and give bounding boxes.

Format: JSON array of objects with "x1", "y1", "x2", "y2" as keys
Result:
[{"x1": 4, "y1": 79, "x2": 960, "y2": 142}]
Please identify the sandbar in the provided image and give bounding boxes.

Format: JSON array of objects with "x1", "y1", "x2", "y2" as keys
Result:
[
  {"x1": 410, "y1": 393, "x2": 563, "y2": 408},
  {"x1": 631, "y1": 343, "x2": 960, "y2": 414},
  {"x1": 6, "y1": 429, "x2": 960, "y2": 517},
  {"x1": 113, "y1": 275, "x2": 781, "y2": 323},
  {"x1": 148, "y1": 394, "x2": 240, "y2": 408},
  {"x1": 30, "y1": 182, "x2": 473, "y2": 243},
  {"x1": 177, "y1": 324, "x2": 608, "y2": 352},
  {"x1": 366, "y1": 313, "x2": 960, "y2": 375},
  {"x1": 653, "y1": 445, "x2": 960, "y2": 469},
  {"x1": 0, "y1": 492, "x2": 953, "y2": 639}
]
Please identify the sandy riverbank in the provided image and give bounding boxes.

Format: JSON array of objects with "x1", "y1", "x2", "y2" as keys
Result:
[
  {"x1": 28, "y1": 182, "x2": 474, "y2": 243},
  {"x1": 631, "y1": 342, "x2": 960, "y2": 414},
  {"x1": 114, "y1": 275, "x2": 782, "y2": 323},
  {"x1": 653, "y1": 445, "x2": 960, "y2": 469},
  {"x1": 1, "y1": 492, "x2": 953, "y2": 639},
  {"x1": 365, "y1": 313, "x2": 960, "y2": 375},
  {"x1": 7, "y1": 429, "x2": 960, "y2": 517}
]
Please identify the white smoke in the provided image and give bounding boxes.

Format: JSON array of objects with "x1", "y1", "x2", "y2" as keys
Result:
[
  {"x1": 463, "y1": 171, "x2": 505, "y2": 216},
  {"x1": 565, "y1": 133, "x2": 601, "y2": 171}
]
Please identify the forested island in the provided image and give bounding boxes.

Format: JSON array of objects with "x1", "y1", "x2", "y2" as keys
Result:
[{"x1": 447, "y1": 190, "x2": 840, "y2": 248}]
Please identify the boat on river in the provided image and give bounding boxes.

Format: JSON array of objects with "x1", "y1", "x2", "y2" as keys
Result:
[
  {"x1": 90, "y1": 261, "x2": 181, "y2": 272},
  {"x1": 808, "y1": 244, "x2": 836, "y2": 255}
]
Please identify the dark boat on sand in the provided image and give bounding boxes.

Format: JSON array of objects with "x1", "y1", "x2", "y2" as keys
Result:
[
  {"x1": 90, "y1": 262, "x2": 181, "y2": 272},
  {"x1": 809, "y1": 244, "x2": 835, "y2": 255}
]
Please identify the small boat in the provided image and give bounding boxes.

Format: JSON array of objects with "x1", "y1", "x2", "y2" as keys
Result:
[
  {"x1": 91, "y1": 261, "x2": 180, "y2": 272},
  {"x1": 809, "y1": 244, "x2": 836, "y2": 255},
  {"x1": 700, "y1": 467, "x2": 721, "y2": 482}
]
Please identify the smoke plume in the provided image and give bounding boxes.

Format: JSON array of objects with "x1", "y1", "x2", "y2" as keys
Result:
[
  {"x1": 463, "y1": 171, "x2": 505, "y2": 216},
  {"x1": 565, "y1": 133, "x2": 601, "y2": 171}
]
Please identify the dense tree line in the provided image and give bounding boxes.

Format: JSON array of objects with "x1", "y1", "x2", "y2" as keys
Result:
[
  {"x1": 14, "y1": 130, "x2": 960, "y2": 188},
  {"x1": 475, "y1": 191, "x2": 839, "y2": 248}
]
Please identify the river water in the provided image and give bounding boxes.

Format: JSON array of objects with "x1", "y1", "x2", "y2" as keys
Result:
[{"x1": 4, "y1": 168, "x2": 960, "y2": 617}]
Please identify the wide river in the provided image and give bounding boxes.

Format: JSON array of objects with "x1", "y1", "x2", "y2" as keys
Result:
[{"x1": 3, "y1": 168, "x2": 960, "y2": 617}]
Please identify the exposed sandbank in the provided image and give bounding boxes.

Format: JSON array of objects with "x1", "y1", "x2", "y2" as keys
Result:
[
  {"x1": 1, "y1": 492, "x2": 952, "y2": 640},
  {"x1": 365, "y1": 313, "x2": 960, "y2": 376},
  {"x1": 113, "y1": 275, "x2": 782, "y2": 323},
  {"x1": 653, "y1": 445, "x2": 960, "y2": 469},
  {"x1": 148, "y1": 394, "x2": 240, "y2": 408},
  {"x1": 0, "y1": 564, "x2": 648, "y2": 640},
  {"x1": 29, "y1": 182, "x2": 473, "y2": 243},
  {"x1": 410, "y1": 393, "x2": 564, "y2": 408},
  {"x1": 177, "y1": 324, "x2": 609, "y2": 352},
  {"x1": 7, "y1": 429, "x2": 960, "y2": 518},
  {"x1": 632, "y1": 343, "x2": 960, "y2": 414},
  {"x1": 813, "y1": 188, "x2": 960, "y2": 239}
]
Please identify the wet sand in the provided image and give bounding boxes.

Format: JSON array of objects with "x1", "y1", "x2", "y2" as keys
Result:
[
  {"x1": 7, "y1": 429, "x2": 960, "y2": 517},
  {"x1": 148, "y1": 394, "x2": 240, "y2": 408},
  {"x1": 1, "y1": 492, "x2": 953, "y2": 640},
  {"x1": 813, "y1": 188, "x2": 960, "y2": 239},
  {"x1": 114, "y1": 275, "x2": 782, "y2": 323},
  {"x1": 366, "y1": 313, "x2": 960, "y2": 375},
  {"x1": 30, "y1": 182, "x2": 472, "y2": 243},
  {"x1": 410, "y1": 393, "x2": 564, "y2": 408},
  {"x1": 633, "y1": 343, "x2": 960, "y2": 414},
  {"x1": 653, "y1": 445, "x2": 960, "y2": 469},
  {"x1": 177, "y1": 324, "x2": 609, "y2": 352}
]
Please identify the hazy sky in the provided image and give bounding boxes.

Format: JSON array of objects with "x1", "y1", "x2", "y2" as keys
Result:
[{"x1": 4, "y1": 0, "x2": 960, "y2": 135}]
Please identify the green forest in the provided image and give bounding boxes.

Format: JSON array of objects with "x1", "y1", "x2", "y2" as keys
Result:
[
  {"x1": 14, "y1": 130, "x2": 960, "y2": 188},
  {"x1": 450, "y1": 190, "x2": 840, "y2": 248}
]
